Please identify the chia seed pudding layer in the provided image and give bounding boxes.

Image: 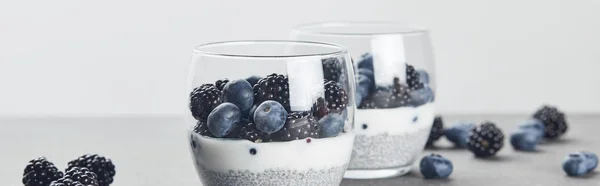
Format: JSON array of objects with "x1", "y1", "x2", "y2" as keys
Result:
[
  {"x1": 348, "y1": 126, "x2": 431, "y2": 169},
  {"x1": 195, "y1": 164, "x2": 348, "y2": 186}
]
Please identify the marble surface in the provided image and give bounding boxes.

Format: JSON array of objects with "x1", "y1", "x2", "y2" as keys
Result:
[{"x1": 1, "y1": 115, "x2": 598, "y2": 186}]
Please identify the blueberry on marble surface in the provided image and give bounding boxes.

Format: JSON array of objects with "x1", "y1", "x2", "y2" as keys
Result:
[
  {"x1": 318, "y1": 114, "x2": 345, "y2": 138},
  {"x1": 420, "y1": 154, "x2": 453, "y2": 179},
  {"x1": 581, "y1": 151, "x2": 598, "y2": 173},
  {"x1": 563, "y1": 152, "x2": 590, "y2": 177},
  {"x1": 207, "y1": 103, "x2": 241, "y2": 137},
  {"x1": 510, "y1": 130, "x2": 539, "y2": 151},
  {"x1": 254, "y1": 100, "x2": 287, "y2": 134},
  {"x1": 222, "y1": 79, "x2": 254, "y2": 115},
  {"x1": 518, "y1": 119, "x2": 545, "y2": 139},
  {"x1": 445, "y1": 122, "x2": 475, "y2": 148}
]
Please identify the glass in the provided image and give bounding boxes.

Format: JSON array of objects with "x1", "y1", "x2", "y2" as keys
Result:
[
  {"x1": 292, "y1": 22, "x2": 436, "y2": 179},
  {"x1": 186, "y1": 40, "x2": 356, "y2": 185}
]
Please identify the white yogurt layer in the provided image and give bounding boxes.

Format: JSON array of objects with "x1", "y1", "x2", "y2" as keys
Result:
[
  {"x1": 189, "y1": 131, "x2": 354, "y2": 172},
  {"x1": 355, "y1": 103, "x2": 435, "y2": 136}
]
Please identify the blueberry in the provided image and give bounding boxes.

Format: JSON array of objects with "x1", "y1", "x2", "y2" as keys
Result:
[
  {"x1": 409, "y1": 86, "x2": 435, "y2": 106},
  {"x1": 420, "y1": 154, "x2": 453, "y2": 179},
  {"x1": 222, "y1": 79, "x2": 254, "y2": 116},
  {"x1": 253, "y1": 101, "x2": 287, "y2": 134},
  {"x1": 357, "y1": 68, "x2": 375, "y2": 82},
  {"x1": 417, "y1": 69, "x2": 430, "y2": 84},
  {"x1": 318, "y1": 114, "x2": 345, "y2": 138},
  {"x1": 510, "y1": 130, "x2": 539, "y2": 151},
  {"x1": 356, "y1": 74, "x2": 374, "y2": 105},
  {"x1": 581, "y1": 151, "x2": 598, "y2": 173},
  {"x1": 245, "y1": 75, "x2": 262, "y2": 87},
  {"x1": 357, "y1": 53, "x2": 373, "y2": 71},
  {"x1": 207, "y1": 103, "x2": 241, "y2": 137},
  {"x1": 563, "y1": 152, "x2": 590, "y2": 177},
  {"x1": 445, "y1": 122, "x2": 475, "y2": 148},
  {"x1": 518, "y1": 119, "x2": 545, "y2": 139}
]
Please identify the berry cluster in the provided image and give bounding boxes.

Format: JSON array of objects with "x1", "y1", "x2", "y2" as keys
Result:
[
  {"x1": 189, "y1": 67, "x2": 350, "y2": 142},
  {"x1": 509, "y1": 105, "x2": 569, "y2": 152},
  {"x1": 22, "y1": 154, "x2": 116, "y2": 186},
  {"x1": 354, "y1": 52, "x2": 434, "y2": 109}
]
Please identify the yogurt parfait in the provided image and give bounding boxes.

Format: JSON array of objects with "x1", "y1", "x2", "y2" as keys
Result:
[
  {"x1": 186, "y1": 41, "x2": 356, "y2": 186},
  {"x1": 293, "y1": 22, "x2": 437, "y2": 179}
]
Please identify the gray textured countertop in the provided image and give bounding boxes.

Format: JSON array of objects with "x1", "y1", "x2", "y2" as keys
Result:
[{"x1": 1, "y1": 115, "x2": 598, "y2": 186}]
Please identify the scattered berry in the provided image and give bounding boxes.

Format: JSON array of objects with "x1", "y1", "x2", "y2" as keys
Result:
[
  {"x1": 357, "y1": 53, "x2": 373, "y2": 71},
  {"x1": 318, "y1": 114, "x2": 345, "y2": 138},
  {"x1": 66, "y1": 154, "x2": 115, "y2": 186},
  {"x1": 23, "y1": 157, "x2": 64, "y2": 186},
  {"x1": 214, "y1": 79, "x2": 229, "y2": 91},
  {"x1": 406, "y1": 64, "x2": 424, "y2": 90},
  {"x1": 62, "y1": 167, "x2": 99, "y2": 186},
  {"x1": 49, "y1": 178, "x2": 85, "y2": 186},
  {"x1": 268, "y1": 111, "x2": 319, "y2": 142},
  {"x1": 510, "y1": 130, "x2": 539, "y2": 151},
  {"x1": 563, "y1": 152, "x2": 591, "y2": 177},
  {"x1": 207, "y1": 103, "x2": 241, "y2": 137},
  {"x1": 420, "y1": 154, "x2": 453, "y2": 179},
  {"x1": 417, "y1": 69, "x2": 430, "y2": 84},
  {"x1": 192, "y1": 120, "x2": 212, "y2": 137},
  {"x1": 311, "y1": 97, "x2": 330, "y2": 119},
  {"x1": 533, "y1": 105, "x2": 568, "y2": 139},
  {"x1": 426, "y1": 116, "x2": 445, "y2": 146},
  {"x1": 189, "y1": 84, "x2": 222, "y2": 120},
  {"x1": 445, "y1": 122, "x2": 475, "y2": 148},
  {"x1": 222, "y1": 79, "x2": 254, "y2": 115},
  {"x1": 245, "y1": 76, "x2": 262, "y2": 87},
  {"x1": 518, "y1": 119, "x2": 546, "y2": 139},
  {"x1": 581, "y1": 151, "x2": 598, "y2": 173},
  {"x1": 254, "y1": 101, "x2": 288, "y2": 134},
  {"x1": 322, "y1": 57, "x2": 344, "y2": 82},
  {"x1": 467, "y1": 122, "x2": 504, "y2": 157},
  {"x1": 324, "y1": 80, "x2": 348, "y2": 111},
  {"x1": 253, "y1": 73, "x2": 291, "y2": 111}
]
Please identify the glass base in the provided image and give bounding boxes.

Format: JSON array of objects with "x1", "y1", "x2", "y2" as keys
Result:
[{"x1": 343, "y1": 166, "x2": 412, "y2": 179}]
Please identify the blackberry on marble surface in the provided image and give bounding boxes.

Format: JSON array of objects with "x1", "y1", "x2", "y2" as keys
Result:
[
  {"x1": 324, "y1": 81, "x2": 349, "y2": 111},
  {"x1": 467, "y1": 122, "x2": 504, "y2": 157},
  {"x1": 23, "y1": 157, "x2": 63, "y2": 186},
  {"x1": 67, "y1": 155, "x2": 115, "y2": 186},
  {"x1": 253, "y1": 73, "x2": 290, "y2": 111},
  {"x1": 268, "y1": 111, "x2": 319, "y2": 142},
  {"x1": 532, "y1": 105, "x2": 568, "y2": 139},
  {"x1": 426, "y1": 116, "x2": 445, "y2": 146},
  {"x1": 189, "y1": 84, "x2": 222, "y2": 120},
  {"x1": 62, "y1": 167, "x2": 99, "y2": 186}
]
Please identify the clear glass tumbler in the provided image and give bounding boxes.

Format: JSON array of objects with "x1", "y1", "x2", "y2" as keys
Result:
[
  {"x1": 292, "y1": 22, "x2": 436, "y2": 179},
  {"x1": 186, "y1": 40, "x2": 356, "y2": 185}
]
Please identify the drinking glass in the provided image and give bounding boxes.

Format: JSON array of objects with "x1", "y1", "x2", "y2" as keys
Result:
[
  {"x1": 292, "y1": 22, "x2": 436, "y2": 179},
  {"x1": 186, "y1": 40, "x2": 356, "y2": 185}
]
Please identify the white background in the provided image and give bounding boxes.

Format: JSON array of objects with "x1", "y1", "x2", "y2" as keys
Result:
[{"x1": 1, "y1": 0, "x2": 599, "y2": 117}]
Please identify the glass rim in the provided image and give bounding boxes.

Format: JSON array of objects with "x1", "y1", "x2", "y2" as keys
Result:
[
  {"x1": 292, "y1": 21, "x2": 428, "y2": 37},
  {"x1": 192, "y1": 40, "x2": 348, "y2": 58}
]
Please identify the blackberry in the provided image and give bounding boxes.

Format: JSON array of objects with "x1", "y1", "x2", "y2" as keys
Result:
[
  {"x1": 426, "y1": 116, "x2": 445, "y2": 146},
  {"x1": 322, "y1": 57, "x2": 344, "y2": 82},
  {"x1": 67, "y1": 154, "x2": 115, "y2": 186},
  {"x1": 49, "y1": 178, "x2": 85, "y2": 186},
  {"x1": 253, "y1": 73, "x2": 290, "y2": 111},
  {"x1": 311, "y1": 97, "x2": 330, "y2": 119},
  {"x1": 467, "y1": 122, "x2": 504, "y2": 157},
  {"x1": 406, "y1": 64, "x2": 424, "y2": 90},
  {"x1": 358, "y1": 86, "x2": 391, "y2": 109},
  {"x1": 324, "y1": 81, "x2": 348, "y2": 111},
  {"x1": 390, "y1": 77, "x2": 412, "y2": 106},
  {"x1": 214, "y1": 79, "x2": 229, "y2": 90},
  {"x1": 193, "y1": 120, "x2": 213, "y2": 137},
  {"x1": 23, "y1": 157, "x2": 64, "y2": 186},
  {"x1": 268, "y1": 111, "x2": 319, "y2": 142},
  {"x1": 532, "y1": 105, "x2": 568, "y2": 139},
  {"x1": 189, "y1": 84, "x2": 222, "y2": 120},
  {"x1": 62, "y1": 167, "x2": 99, "y2": 186},
  {"x1": 226, "y1": 120, "x2": 265, "y2": 142}
]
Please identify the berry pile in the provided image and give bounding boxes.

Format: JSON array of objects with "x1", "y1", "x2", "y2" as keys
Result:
[
  {"x1": 355, "y1": 52, "x2": 434, "y2": 109},
  {"x1": 189, "y1": 69, "x2": 350, "y2": 142},
  {"x1": 509, "y1": 105, "x2": 569, "y2": 151},
  {"x1": 23, "y1": 154, "x2": 116, "y2": 186}
]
